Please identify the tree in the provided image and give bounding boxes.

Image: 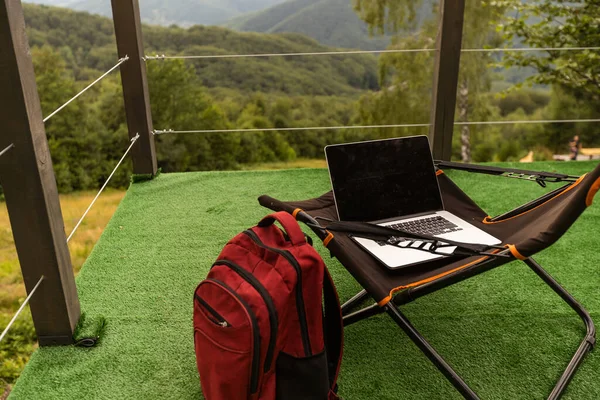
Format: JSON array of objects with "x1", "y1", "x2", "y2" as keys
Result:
[
  {"x1": 502, "y1": 0, "x2": 600, "y2": 103},
  {"x1": 146, "y1": 59, "x2": 236, "y2": 171},
  {"x1": 353, "y1": 0, "x2": 505, "y2": 161},
  {"x1": 33, "y1": 46, "x2": 107, "y2": 192},
  {"x1": 235, "y1": 95, "x2": 297, "y2": 163},
  {"x1": 455, "y1": 2, "x2": 505, "y2": 162},
  {"x1": 501, "y1": 0, "x2": 600, "y2": 149},
  {"x1": 353, "y1": 0, "x2": 434, "y2": 141}
]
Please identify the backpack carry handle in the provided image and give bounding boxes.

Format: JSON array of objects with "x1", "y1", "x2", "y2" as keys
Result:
[{"x1": 258, "y1": 212, "x2": 306, "y2": 246}]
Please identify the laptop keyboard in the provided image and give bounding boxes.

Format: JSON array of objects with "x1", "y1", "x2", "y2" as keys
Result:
[{"x1": 377, "y1": 216, "x2": 462, "y2": 246}]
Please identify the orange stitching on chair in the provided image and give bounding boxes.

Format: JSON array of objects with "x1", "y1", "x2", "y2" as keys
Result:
[
  {"x1": 586, "y1": 178, "x2": 600, "y2": 207},
  {"x1": 323, "y1": 231, "x2": 334, "y2": 248},
  {"x1": 507, "y1": 244, "x2": 527, "y2": 260},
  {"x1": 436, "y1": 170, "x2": 444, "y2": 177},
  {"x1": 376, "y1": 252, "x2": 499, "y2": 307},
  {"x1": 292, "y1": 208, "x2": 302, "y2": 219},
  {"x1": 482, "y1": 174, "x2": 588, "y2": 225}
]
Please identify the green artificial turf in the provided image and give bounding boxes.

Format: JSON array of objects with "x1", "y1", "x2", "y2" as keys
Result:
[{"x1": 9, "y1": 161, "x2": 600, "y2": 399}]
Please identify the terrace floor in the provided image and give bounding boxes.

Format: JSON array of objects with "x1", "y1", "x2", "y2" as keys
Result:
[{"x1": 9, "y1": 161, "x2": 600, "y2": 399}]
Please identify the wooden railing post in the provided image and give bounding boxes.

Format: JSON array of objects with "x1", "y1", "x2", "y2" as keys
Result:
[
  {"x1": 429, "y1": 0, "x2": 466, "y2": 161},
  {"x1": 0, "y1": 0, "x2": 80, "y2": 345},
  {"x1": 111, "y1": 0, "x2": 157, "y2": 176}
]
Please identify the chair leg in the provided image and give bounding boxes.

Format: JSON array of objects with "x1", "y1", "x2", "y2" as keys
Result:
[
  {"x1": 343, "y1": 303, "x2": 385, "y2": 326},
  {"x1": 524, "y1": 258, "x2": 596, "y2": 400},
  {"x1": 385, "y1": 303, "x2": 480, "y2": 400},
  {"x1": 341, "y1": 289, "x2": 369, "y2": 316}
]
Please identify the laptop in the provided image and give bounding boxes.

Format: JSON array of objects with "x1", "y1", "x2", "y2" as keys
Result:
[{"x1": 325, "y1": 136, "x2": 501, "y2": 269}]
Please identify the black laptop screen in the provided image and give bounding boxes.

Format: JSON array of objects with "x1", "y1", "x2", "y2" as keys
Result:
[{"x1": 326, "y1": 136, "x2": 444, "y2": 222}]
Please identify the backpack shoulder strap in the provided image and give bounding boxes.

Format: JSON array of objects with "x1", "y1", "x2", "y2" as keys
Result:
[{"x1": 323, "y1": 267, "x2": 343, "y2": 393}]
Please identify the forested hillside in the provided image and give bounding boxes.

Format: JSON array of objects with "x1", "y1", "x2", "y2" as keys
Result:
[
  {"x1": 24, "y1": 0, "x2": 288, "y2": 26},
  {"x1": 24, "y1": 4, "x2": 379, "y2": 95},
  {"x1": 22, "y1": 3, "x2": 380, "y2": 192}
]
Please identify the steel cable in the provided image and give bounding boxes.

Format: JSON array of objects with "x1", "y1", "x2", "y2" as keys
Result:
[
  {"x1": 143, "y1": 47, "x2": 600, "y2": 61},
  {"x1": 66, "y1": 134, "x2": 140, "y2": 243},
  {"x1": 154, "y1": 118, "x2": 600, "y2": 136},
  {"x1": 44, "y1": 56, "x2": 129, "y2": 123}
]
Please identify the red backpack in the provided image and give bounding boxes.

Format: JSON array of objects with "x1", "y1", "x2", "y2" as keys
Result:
[{"x1": 194, "y1": 212, "x2": 343, "y2": 400}]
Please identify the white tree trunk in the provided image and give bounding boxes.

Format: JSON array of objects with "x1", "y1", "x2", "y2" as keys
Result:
[{"x1": 458, "y1": 80, "x2": 471, "y2": 163}]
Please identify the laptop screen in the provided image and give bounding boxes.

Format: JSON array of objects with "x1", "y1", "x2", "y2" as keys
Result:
[{"x1": 325, "y1": 136, "x2": 444, "y2": 222}]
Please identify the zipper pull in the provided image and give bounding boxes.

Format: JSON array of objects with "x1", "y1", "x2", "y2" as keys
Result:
[{"x1": 219, "y1": 321, "x2": 229, "y2": 328}]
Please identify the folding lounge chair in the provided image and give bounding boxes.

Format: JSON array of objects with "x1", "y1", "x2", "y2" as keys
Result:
[{"x1": 259, "y1": 161, "x2": 600, "y2": 400}]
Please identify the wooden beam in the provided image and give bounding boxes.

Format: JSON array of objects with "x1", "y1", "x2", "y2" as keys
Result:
[
  {"x1": 429, "y1": 0, "x2": 466, "y2": 161},
  {"x1": 111, "y1": 0, "x2": 157, "y2": 175},
  {"x1": 0, "y1": 0, "x2": 80, "y2": 345}
]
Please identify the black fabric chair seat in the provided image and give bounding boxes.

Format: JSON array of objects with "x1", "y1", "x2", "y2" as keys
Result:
[{"x1": 260, "y1": 165, "x2": 600, "y2": 306}]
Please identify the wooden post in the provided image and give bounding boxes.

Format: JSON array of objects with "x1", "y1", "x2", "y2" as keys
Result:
[
  {"x1": 429, "y1": 0, "x2": 466, "y2": 161},
  {"x1": 0, "y1": 0, "x2": 80, "y2": 345},
  {"x1": 111, "y1": 0, "x2": 157, "y2": 176}
]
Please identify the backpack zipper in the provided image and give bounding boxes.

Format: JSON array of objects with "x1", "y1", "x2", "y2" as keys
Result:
[
  {"x1": 204, "y1": 278, "x2": 261, "y2": 395},
  {"x1": 243, "y1": 229, "x2": 312, "y2": 356},
  {"x1": 195, "y1": 294, "x2": 230, "y2": 327},
  {"x1": 212, "y1": 260, "x2": 279, "y2": 372}
]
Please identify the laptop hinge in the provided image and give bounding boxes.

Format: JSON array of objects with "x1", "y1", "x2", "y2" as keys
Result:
[{"x1": 374, "y1": 210, "x2": 444, "y2": 224}]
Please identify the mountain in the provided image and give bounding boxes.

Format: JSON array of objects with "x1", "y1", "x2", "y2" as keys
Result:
[
  {"x1": 23, "y1": 3, "x2": 379, "y2": 96},
  {"x1": 24, "y1": 0, "x2": 289, "y2": 26},
  {"x1": 226, "y1": 0, "x2": 390, "y2": 50},
  {"x1": 225, "y1": 0, "x2": 436, "y2": 50},
  {"x1": 24, "y1": 0, "x2": 433, "y2": 50}
]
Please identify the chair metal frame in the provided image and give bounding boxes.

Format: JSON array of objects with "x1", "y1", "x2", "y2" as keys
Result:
[
  {"x1": 263, "y1": 162, "x2": 597, "y2": 399},
  {"x1": 338, "y1": 255, "x2": 595, "y2": 400}
]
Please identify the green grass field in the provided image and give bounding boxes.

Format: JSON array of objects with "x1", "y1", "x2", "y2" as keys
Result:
[{"x1": 7, "y1": 161, "x2": 600, "y2": 399}]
